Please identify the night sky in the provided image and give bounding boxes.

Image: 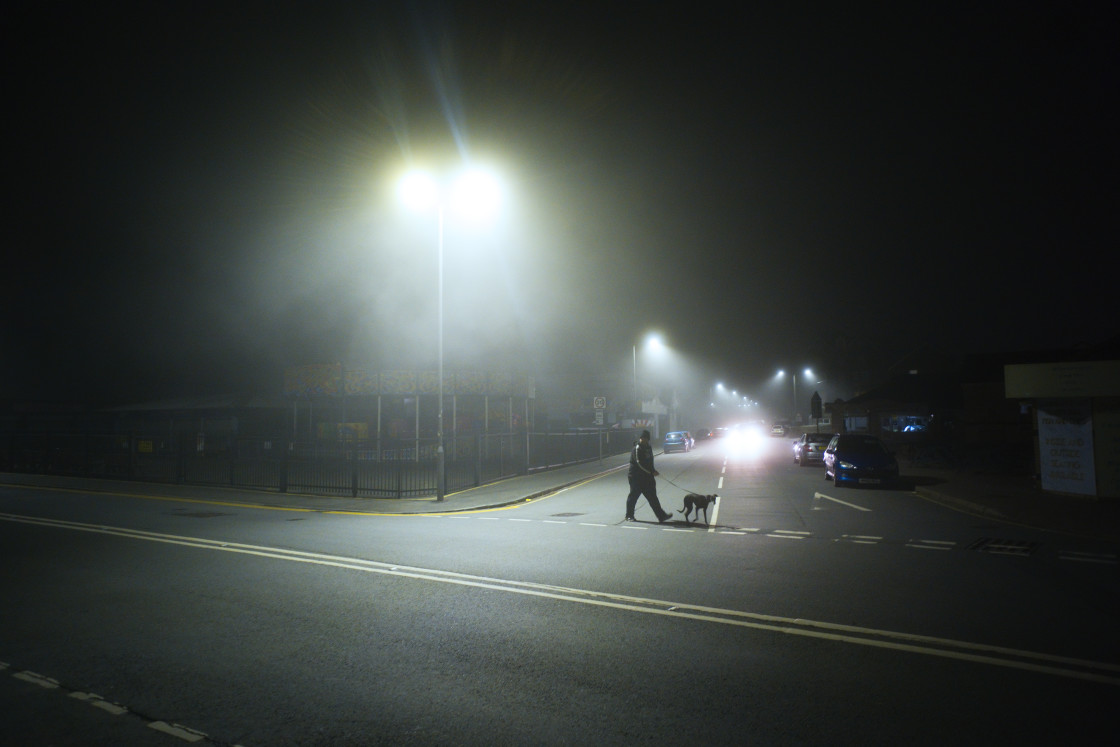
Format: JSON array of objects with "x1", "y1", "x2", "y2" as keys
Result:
[{"x1": 7, "y1": 3, "x2": 1116, "y2": 411}]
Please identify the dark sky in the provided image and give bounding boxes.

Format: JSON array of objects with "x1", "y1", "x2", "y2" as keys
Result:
[{"x1": 7, "y1": 2, "x2": 1116, "y2": 409}]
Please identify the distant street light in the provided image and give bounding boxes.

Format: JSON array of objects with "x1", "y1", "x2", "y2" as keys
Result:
[{"x1": 399, "y1": 165, "x2": 503, "y2": 500}]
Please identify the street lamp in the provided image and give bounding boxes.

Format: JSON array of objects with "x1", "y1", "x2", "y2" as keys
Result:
[
  {"x1": 399, "y1": 165, "x2": 502, "y2": 500},
  {"x1": 776, "y1": 368, "x2": 814, "y2": 423},
  {"x1": 632, "y1": 333, "x2": 668, "y2": 435}
]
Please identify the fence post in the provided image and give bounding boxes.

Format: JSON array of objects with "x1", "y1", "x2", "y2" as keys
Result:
[
  {"x1": 280, "y1": 442, "x2": 289, "y2": 493},
  {"x1": 475, "y1": 434, "x2": 482, "y2": 486},
  {"x1": 350, "y1": 444, "x2": 359, "y2": 498}
]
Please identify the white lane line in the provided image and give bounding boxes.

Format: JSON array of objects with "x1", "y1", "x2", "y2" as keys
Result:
[
  {"x1": 4, "y1": 512, "x2": 1119, "y2": 686},
  {"x1": 718, "y1": 476, "x2": 724, "y2": 489},
  {"x1": 542, "y1": 520, "x2": 567, "y2": 524},
  {"x1": 579, "y1": 522, "x2": 608, "y2": 527},
  {"x1": 70, "y1": 692, "x2": 129, "y2": 715},
  {"x1": 813, "y1": 492, "x2": 871, "y2": 512},
  {"x1": 149, "y1": 721, "x2": 208, "y2": 742},
  {"x1": 719, "y1": 531, "x2": 746, "y2": 536},
  {"x1": 906, "y1": 539, "x2": 955, "y2": 551},
  {"x1": 707, "y1": 497, "x2": 722, "y2": 533},
  {"x1": 1059, "y1": 551, "x2": 1118, "y2": 565},
  {"x1": 508, "y1": 518, "x2": 532, "y2": 522},
  {"x1": 13, "y1": 671, "x2": 59, "y2": 689},
  {"x1": 838, "y1": 534, "x2": 881, "y2": 545}
]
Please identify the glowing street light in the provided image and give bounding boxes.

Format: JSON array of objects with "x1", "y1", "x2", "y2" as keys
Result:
[
  {"x1": 399, "y1": 164, "x2": 503, "y2": 500},
  {"x1": 776, "y1": 368, "x2": 815, "y2": 423}
]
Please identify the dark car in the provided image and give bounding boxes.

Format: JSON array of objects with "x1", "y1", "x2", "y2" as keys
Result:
[
  {"x1": 694, "y1": 428, "x2": 712, "y2": 441},
  {"x1": 823, "y1": 434, "x2": 899, "y2": 487},
  {"x1": 793, "y1": 433, "x2": 832, "y2": 466},
  {"x1": 663, "y1": 431, "x2": 692, "y2": 453}
]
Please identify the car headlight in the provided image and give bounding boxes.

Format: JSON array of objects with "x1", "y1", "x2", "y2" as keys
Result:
[{"x1": 838, "y1": 460, "x2": 856, "y2": 469}]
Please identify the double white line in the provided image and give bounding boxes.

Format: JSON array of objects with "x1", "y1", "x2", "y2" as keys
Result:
[{"x1": 3, "y1": 511, "x2": 1118, "y2": 686}]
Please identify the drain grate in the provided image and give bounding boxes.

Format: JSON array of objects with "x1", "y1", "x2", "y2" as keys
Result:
[
  {"x1": 550, "y1": 512, "x2": 585, "y2": 517},
  {"x1": 968, "y1": 537, "x2": 1039, "y2": 557}
]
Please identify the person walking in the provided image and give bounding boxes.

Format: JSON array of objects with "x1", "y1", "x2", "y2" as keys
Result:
[{"x1": 625, "y1": 429, "x2": 673, "y2": 522}]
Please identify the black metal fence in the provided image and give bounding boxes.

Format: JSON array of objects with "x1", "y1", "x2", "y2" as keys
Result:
[{"x1": 1, "y1": 428, "x2": 641, "y2": 499}]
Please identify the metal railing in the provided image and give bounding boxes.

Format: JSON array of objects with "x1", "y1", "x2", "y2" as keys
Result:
[{"x1": 1, "y1": 428, "x2": 641, "y2": 499}]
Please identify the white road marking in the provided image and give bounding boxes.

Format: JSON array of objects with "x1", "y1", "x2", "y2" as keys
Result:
[
  {"x1": 579, "y1": 522, "x2": 608, "y2": 527},
  {"x1": 1059, "y1": 551, "x2": 1118, "y2": 565},
  {"x1": 906, "y1": 539, "x2": 955, "y2": 551},
  {"x1": 3, "y1": 512, "x2": 1118, "y2": 686},
  {"x1": 542, "y1": 520, "x2": 567, "y2": 524},
  {"x1": 707, "y1": 497, "x2": 722, "y2": 533},
  {"x1": 149, "y1": 721, "x2": 208, "y2": 742},
  {"x1": 70, "y1": 692, "x2": 129, "y2": 715},
  {"x1": 13, "y1": 671, "x2": 59, "y2": 689},
  {"x1": 813, "y1": 492, "x2": 871, "y2": 512}
]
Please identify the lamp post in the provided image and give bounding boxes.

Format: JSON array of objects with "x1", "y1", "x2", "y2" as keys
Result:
[
  {"x1": 400, "y1": 166, "x2": 501, "y2": 501},
  {"x1": 632, "y1": 333, "x2": 665, "y2": 434},
  {"x1": 777, "y1": 368, "x2": 814, "y2": 424}
]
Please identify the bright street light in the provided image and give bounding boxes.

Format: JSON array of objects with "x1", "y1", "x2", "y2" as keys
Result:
[{"x1": 399, "y1": 164, "x2": 503, "y2": 500}]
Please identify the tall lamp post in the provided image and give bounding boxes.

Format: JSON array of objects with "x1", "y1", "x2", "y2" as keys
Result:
[
  {"x1": 399, "y1": 166, "x2": 502, "y2": 500},
  {"x1": 777, "y1": 368, "x2": 814, "y2": 424},
  {"x1": 632, "y1": 333, "x2": 664, "y2": 434}
]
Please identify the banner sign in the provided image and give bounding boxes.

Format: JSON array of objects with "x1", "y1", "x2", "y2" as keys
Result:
[{"x1": 1037, "y1": 400, "x2": 1096, "y2": 496}]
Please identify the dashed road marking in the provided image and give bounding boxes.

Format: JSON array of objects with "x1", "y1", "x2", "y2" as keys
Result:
[
  {"x1": 839, "y1": 534, "x2": 883, "y2": 545},
  {"x1": 69, "y1": 691, "x2": 129, "y2": 715},
  {"x1": 1059, "y1": 550, "x2": 1118, "y2": 565},
  {"x1": 149, "y1": 721, "x2": 209, "y2": 742},
  {"x1": 13, "y1": 671, "x2": 59, "y2": 689},
  {"x1": 907, "y1": 539, "x2": 956, "y2": 551},
  {"x1": 767, "y1": 530, "x2": 809, "y2": 540}
]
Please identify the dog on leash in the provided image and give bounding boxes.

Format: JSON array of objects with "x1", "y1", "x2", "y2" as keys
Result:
[{"x1": 678, "y1": 493, "x2": 718, "y2": 525}]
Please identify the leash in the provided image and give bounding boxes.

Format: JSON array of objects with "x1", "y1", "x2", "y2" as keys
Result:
[{"x1": 658, "y1": 474, "x2": 702, "y2": 495}]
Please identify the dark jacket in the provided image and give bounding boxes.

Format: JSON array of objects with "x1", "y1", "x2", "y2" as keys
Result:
[{"x1": 629, "y1": 439, "x2": 655, "y2": 480}]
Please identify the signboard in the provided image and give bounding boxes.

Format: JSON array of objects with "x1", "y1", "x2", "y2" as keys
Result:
[
  {"x1": 594, "y1": 396, "x2": 606, "y2": 409},
  {"x1": 1037, "y1": 400, "x2": 1096, "y2": 496},
  {"x1": 594, "y1": 410, "x2": 604, "y2": 425},
  {"x1": 1006, "y1": 360, "x2": 1120, "y2": 398}
]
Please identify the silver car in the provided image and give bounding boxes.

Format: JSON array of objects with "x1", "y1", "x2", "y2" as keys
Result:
[{"x1": 793, "y1": 433, "x2": 832, "y2": 465}]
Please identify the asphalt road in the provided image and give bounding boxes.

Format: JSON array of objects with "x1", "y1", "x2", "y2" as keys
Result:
[{"x1": 2, "y1": 438, "x2": 1117, "y2": 745}]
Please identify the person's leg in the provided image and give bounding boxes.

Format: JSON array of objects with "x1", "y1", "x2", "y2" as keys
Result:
[
  {"x1": 645, "y1": 484, "x2": 672, "y2": 522},
  {"x1": 625, "y1": 478, "x2": 640, "y2": 519}
]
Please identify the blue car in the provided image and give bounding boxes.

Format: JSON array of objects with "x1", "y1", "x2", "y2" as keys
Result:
[
  {"x1": 663, "y1": 431, "x2": 693, "y2": 453},
  {"x1": 823, "y1": 434, "x2": 899, "y2": 487}
]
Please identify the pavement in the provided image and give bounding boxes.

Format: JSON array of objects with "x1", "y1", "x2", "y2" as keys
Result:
[{"x1": 3, "y1": 449, "x2": 1119, "y2": 543}]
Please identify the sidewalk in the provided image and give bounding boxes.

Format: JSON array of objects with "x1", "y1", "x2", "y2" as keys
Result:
[
  {"x1": 3, "y1": 454, "x2": 1118, "y2": 542},
  {"x1": 908, "y1": 468, "x2": 1120, "y2": 543}
]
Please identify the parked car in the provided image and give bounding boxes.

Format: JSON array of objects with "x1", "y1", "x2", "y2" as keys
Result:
[
  {"x1": 694, "y1": 428, "x2": 712, "y2": 441},
  {"x1": 769, "y1": 424, "x2": 787, "y2": 438},
  {"x1": 823, "y1": 434, "x2": 899, "y2": 487},
  {"x1": 793, "y1": 433, "x2": 832, "y2": 465},
  {"x1": 663, "y1": 431, "x2": 693, "y2": 453}
]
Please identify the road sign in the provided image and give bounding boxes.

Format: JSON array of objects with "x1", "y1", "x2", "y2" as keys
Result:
[{"x1": 594, "y1": 396, "x2": 606, "y2": 409}]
